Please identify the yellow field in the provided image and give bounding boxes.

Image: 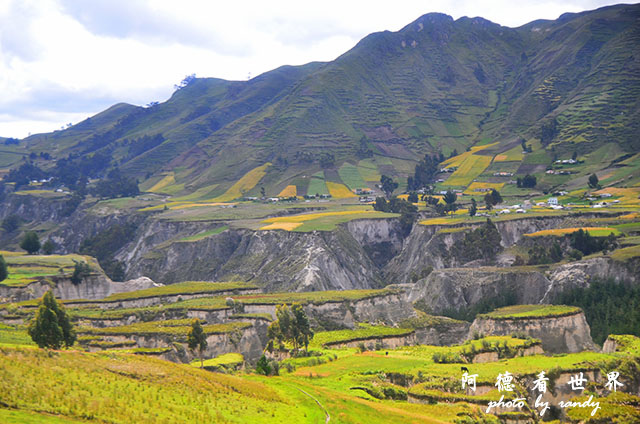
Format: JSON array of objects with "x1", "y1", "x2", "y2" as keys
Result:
[
  {"x1": 524, "y1": 227, "x2": 620, "y2": 237},
  {"x1": 171, "y1": 202, "x2": 231, "y2": 210},
  {"x1": 213, "y1": 163, "x2": 271, "y2": 202},
  {"x1": 277, "y1": 185, "x2": 297, "y2": 197},
  {"x1": 620, "y1": 213, "x2": 639, "y2": 220},
  {"x1": 259, "y1": 222, "x2": 303, "y2": 231},
  {"x1": 326, "y1": 182, "x2": 357, "y2": 198},
  {"x1": 148, "y1": 173, "x2": 175, "y2": 193},
  {"x1": 463, "y1": 182, "x2": 504, "y2": 195},
  {"x1": 263, "y1": 210, "x2": 376, "y2": 225},
  {"x1": 493, "y1": 145, "x2": 523, "y2": 162},
  {"x1": 594, "y1": 187, "x2": 640, "y2": 205},
  {"x1": 445, "y1": 155, "x2": 493, "y2": 186},
  {"x1": 440, "y1": 142, "x2": 497, "y2": 168}
]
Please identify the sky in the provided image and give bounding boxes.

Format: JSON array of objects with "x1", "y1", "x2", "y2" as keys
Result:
[{"x1": 0, "y1": 0, "x2": 632, "y2": 139}]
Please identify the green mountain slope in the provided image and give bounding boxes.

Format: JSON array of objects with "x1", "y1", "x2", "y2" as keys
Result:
[{"x1": 8, "y1": 4, "x2": 640, "y2": 199}]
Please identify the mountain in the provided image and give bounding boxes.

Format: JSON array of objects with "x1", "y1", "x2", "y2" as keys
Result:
[{"x1": 6, "y1": 3, "x2": 640, "y2": 198}]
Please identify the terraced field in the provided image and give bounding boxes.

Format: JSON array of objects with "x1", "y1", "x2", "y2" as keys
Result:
[
  {"x1": 260, "y1": 209, "x2": 396, "y2": 231},
  {"x1": 325, "y1": 181, "x2": 357, "y2": 199},
  {"x1": 0, "y1": 253, "x2": 98, "y2": 288},
  {"x1": 444, "y1": 154, "x2": 493, "y2": 187},
  {"x1": 524, "y1": 227, "x2": 621, "y2": 237},
  {"x1": 213, "y1": 163, "x2": 272, "y2": 202}
]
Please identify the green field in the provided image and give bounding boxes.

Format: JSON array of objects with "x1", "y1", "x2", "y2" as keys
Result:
[
  {"x1": 477, "y1": 304, "x2": 582, "y2": 320},
  {"x1": 306, "y1": 172, "x2": 329, "y2": 196},
  {"x1": 338, "y1": 163, "x2": 368, "y2": 190}
]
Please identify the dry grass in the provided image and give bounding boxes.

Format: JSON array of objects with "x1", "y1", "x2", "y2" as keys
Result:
[
  {"x1": 326, "y1": 182, "x2": 357, "y2": 198},
  {"x1": 277, "y1": 185, "x2": 297, "y2": 197},
  {"x1": 213, "y1": 163, "x2": 271, "y2": 202}
]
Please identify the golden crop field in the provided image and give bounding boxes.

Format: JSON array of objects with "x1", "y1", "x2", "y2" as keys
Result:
[
  {"x1": 594, "y1": 187, "x2": 640, "y2": 205},
  {"x1": 277, "y1": 185, "x2": 297, "y2": 197},
  {"x1": 463, "y1": 182, "x2": 504, "y2": 195},
  {"x1": 263, "y1": 210, "x2": 377, "y2": 224},
  {"x1": 440, "y1": 142, "x2": 497, "y2": 168},
  {"x1": 326, "y1": 181, "x2": 357, "y2": 198},
  {"x1": 445, "y1": 155, "x2": 493, "y2": 186},
  {"x1": 259, "y1": 222, "x2": 303, "y2": 231},
  {"x1": 213, "y1": 163, "x2": 272, "y2": 202},
  {"x1": 524, "y1": 227, "x2": 621, "y2": 237},
  {"x1": 148, "y1": 173, "x2": 175, "y2": 193}
]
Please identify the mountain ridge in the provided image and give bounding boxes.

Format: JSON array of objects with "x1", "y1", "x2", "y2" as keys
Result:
[{"x1": 4, "y1": 3, "x2": 640, "y2": 198}]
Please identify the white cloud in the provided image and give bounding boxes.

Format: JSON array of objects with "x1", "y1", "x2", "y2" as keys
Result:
[{"x1": 0, "y1": 0, "x2": 630, "y2": 138}]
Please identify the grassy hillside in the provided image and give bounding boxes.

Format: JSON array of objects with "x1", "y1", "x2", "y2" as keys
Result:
[{"x1": 4, "y1": 4, "x2": 638, "y2": 204}]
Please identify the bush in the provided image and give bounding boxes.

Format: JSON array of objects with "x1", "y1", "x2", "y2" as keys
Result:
[{"x1": 20, "y1": 231, "x2": 41, "y2": 255}]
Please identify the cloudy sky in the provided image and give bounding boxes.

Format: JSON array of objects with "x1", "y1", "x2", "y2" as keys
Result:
[{"x1": 0, "y1": 0, "x2": 631, "y2": 139}]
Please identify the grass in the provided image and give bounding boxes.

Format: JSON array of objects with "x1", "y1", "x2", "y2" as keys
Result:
[
  {"x1": 212, "y1": 163, "x2": 271, "y2": 202},
  {"x1": 357, "y1": 159, "x2": 381, "y2": 182},
  {"x1": 524, "y1": 227, "x2": 621, "y2": 237},
  {"x1": 306, "y1": 172, "x2": 329, "y2": 196},
  {"x1": 175, "y1": 226, "x2": 228, "y2": 242},
  {"x1": 88, "y1": 281, "x2": 256, "y2": 302},
  {"x1": 190, "y1": 352, "x2": 244, "y2": 369},
  {"x1": 338, "y1": 163, "x2": 368, "y2": 190},
  {"x1": 326, "y1": 181, "x2": 357, "y2": 198},
  {"x1": 463, "y1": 182, "x2": 504, "y2": 195},
  {"x1": 0, "y1": 346, "x2": 313, "y2": 423},
  {"x1": 277, "y1": 185, "x2": 297, "y2": 197},
  {"x1": 478, "y1": 304, "x2": 582, "y2": 320},
  {"x1": 1, "y1": 254, "x2": 98, "y2": 288},
  {"x1": 445, "y1": 155, "x2": 493, "y2": 187},
  {"x1": 147, "y1": 173, "x2": 175, "y2": 193},
  {"x1": 610, "y1": 244, "x2": 640, "y2": 261},
  {"x1": 311, "y1": 324, "x2": 414, "y2": 348},
  {"x1": 80, "y1": 319, "x2": 251, "y2": 337},
  {"x1": 493, "y1": 146, "x2": 523, "y2": 162}
]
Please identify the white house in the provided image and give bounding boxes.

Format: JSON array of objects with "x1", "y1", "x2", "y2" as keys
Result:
[{"x1": 547, "y1": 197, "x2": 558, "y2": 206}]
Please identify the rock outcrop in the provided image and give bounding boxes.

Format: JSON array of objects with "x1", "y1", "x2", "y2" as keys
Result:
[
  {"x1": 468, "y1": 310, "x2": 597, "y2": 353},
  {"x1": 406, "y1": 267, "x2": 550, "y2": 315},
  {"x1": 0, "y1": 274, "x2": 158, "y2": 302}
]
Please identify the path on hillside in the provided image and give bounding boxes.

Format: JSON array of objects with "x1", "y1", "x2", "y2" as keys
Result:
[{"x1": 294, "y1": 386, "x2": 330, "y2": 423}]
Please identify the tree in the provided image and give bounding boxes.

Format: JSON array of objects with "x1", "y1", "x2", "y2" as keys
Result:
[
  {"x1": 517, "y1": 174, "x2": 537, "y2": 188},
  {"x1": 256, "y1": 354, "x2": 272, "y2": 376},
  {"x1": 42, "y1": 239, "x2": 55, "y2": 255},
  {"x1": 572, "y1": 151, "x2": 578, "y2": 161},
  {"x1": 380, "y1": 175, "x2": 398, "y2": 198},
  {"x1": 21, "y1": 231, "x2": 41, "y2": 255},
  {"x1": 28, "y1": 290, "x2": 76, "y2": 349},
  {"x1": 70, "y1": 261, "x2": 92, "y2": 285},
  {"x1": 443, "y1": 191, "x2": 457, "y2": 215},
  {"x1": 484, "y1": 189, "x2": 503, "y2": 210},
  {"x1": 291, "y1": 303, "x2": 313, "y2": 351},
  {"x1": 187, "y1": 319, "x2": 208, "y2": 368},
  {"x1": 407, "y1": 192, "x2": 418, "y2": 203},
  {"x1": 0, "y1": 254, "x2": 7, "y2": 282},
  {"x1": 267, "y1": 303, "x2": 313, "y2": 353},
  {"x1": 469, "y1": 198, "x2": 477, "y2": 217},
  {"x1": 588, "y1": 173, "x2": 600, "y2": 189}
]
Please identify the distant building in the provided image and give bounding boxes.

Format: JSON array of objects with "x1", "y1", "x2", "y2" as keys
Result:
[{"x1": 548, "y1": 197, "x2": 558, "y2": 206}]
